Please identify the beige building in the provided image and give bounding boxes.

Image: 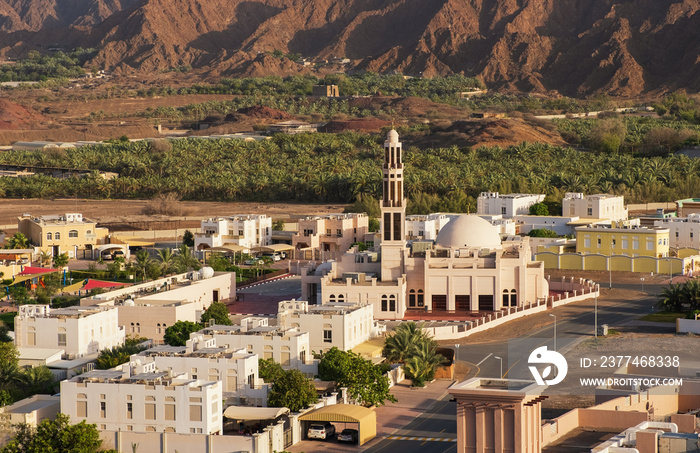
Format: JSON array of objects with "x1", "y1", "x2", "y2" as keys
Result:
[
  {"x1": 60, "y1": 369, "x2": 222, "y2": 435},
  {"x1": 449, "y1": 378, "x2": 546, "y2": 453},
  {"x1": 194, "y1": 214, "x2": 272, "y2": 252},
  {"x1": 292, "y1": 213, "x2": 369, "y2": 260},
  {"x1": 191, "y1": 319, "x2": 316, "y2": 375},
  {"x1": 300, "y1": 131, "x2": 549, "y2": 320},
  {"x1": 654, "y1": 213, "x2": 700, "y2": 250},
  {"x1": 277, "y1": 300, "x2": 376, "y2": 353},
  {"x1": 18, "y1": 213, "x2": 108, "y2": 258},
  {"x1": 118, "y1": 300, "x2": 197, "y2": 342},
  {"x1": 563, "y1": 193, "x2": 628, "y2": 222},
  {"x1": 14, "y1": 304, "x2": 125, "y2": 359},
  {"x1": 129, "y1": 339, "x2": 268, "y2": 406},
  {"x1": 312, "y1": 85, "x2": 339, "y2": 97},
  {"x1": 675, "y1": 198, "x2": 700, "y2": 217}
]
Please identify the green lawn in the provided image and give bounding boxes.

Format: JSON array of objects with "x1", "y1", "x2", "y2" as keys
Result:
[
  {"x1": 0, "y1": 311, "x2": 17, "y2": 329},
  {"x1": 640, "y1": 311, "x2": 686, "y2": 323}
]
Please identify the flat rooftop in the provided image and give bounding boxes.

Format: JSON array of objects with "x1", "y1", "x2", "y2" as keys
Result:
[{"x1": 6, "y1": 396, "x2": 60, "y2": 414}]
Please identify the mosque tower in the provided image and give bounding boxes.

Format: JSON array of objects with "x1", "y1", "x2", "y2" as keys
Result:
[{"x1": 380, "y1": 130, "x2": 407, "y2": 281}]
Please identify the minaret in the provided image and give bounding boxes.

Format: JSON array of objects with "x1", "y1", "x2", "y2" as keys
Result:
[{"x1": 380, "y1": 129, "x2": 407, "y2": 281}]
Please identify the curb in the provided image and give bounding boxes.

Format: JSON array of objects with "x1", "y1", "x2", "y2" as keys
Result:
[{"x1": 236, "y1": 273, "x2": 294, "y2": 290}]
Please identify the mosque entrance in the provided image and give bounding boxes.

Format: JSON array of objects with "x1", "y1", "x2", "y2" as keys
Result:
[{"x1": 432, "y1": 295, "x2": 447, "y2": 311}]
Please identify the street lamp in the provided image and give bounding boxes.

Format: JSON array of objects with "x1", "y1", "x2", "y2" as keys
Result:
[
  {"x1": 641, "y1": 277, "x2": 645, "y2": 293},
  {"x1": 609, "y1": 258, "x2": 612, "y2": 289},
  {"x1": 494, "y1": 356, "x2": 503, "y2": 378},
  {"x1": 594, "y1": 288, "x2": 598, "y2": 339},
  {"x1": 668, "y1": 258, "x2": 672, "y2": 282},
  {"x1": 548, "y1": 314, "x2": 557, "y2": 350}
]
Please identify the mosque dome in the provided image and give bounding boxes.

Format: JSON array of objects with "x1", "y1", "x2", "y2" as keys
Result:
[
  {"x1": 386, "y1": 129, "x2": 399, "y2": 141},
  {"x1": 435, "y1": 215, "x2": 502, "y2": 250}
]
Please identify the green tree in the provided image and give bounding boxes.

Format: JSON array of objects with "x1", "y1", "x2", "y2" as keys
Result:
[
  {"x1": 52, "y1": 252, "x2": 69, "y2": 268},
  {"x1": 156, "y1": 248, "x2": 175, "y2": 276},
  {"x1": 529, "y1": 203, "x2": 549, "y2": 216},
  {"x1": 133, "y1": 250, "x2": 153, "y2": 281},
  {"x1": 272, "y1": 220, "x2": 285, "y2": 231},
  {"x1": 163, "y1": 321, "x2": 202, "y2": 346},
  {"x1": 258, "y1": 358, "x2": 284, "y2": 383},
  {"x1": 0, "y1": 413, "x2": 112, "y2": 453},
  {"x1": 658, "y1": 284, "x2": 685, "y2": 312},
  {"x1": 403, "y1": 341, "x2": 447, "y2": 387},
  {"x1": 95, "y1": 338, "x2": 148, "y2": 370},
  {"x1": 383, "y1": 322, "x2": 430, "y2": 363},
  {"x1": 18, "y1": 366, "x2": 55, "y2": 396},
  {"x1": 200, "y1": 301, "x2": 232, "y2": 326},
  {"x1": 527, "y1": 228, "x2": 558, "y2": 238},
  {"x1": 267, "y1": 368, "x2": 317, "y2": 412},
  {"x1": 175, "y1": 244, "x2": 200, "y2": 272},
  {"x1": 317, "y1": 347, "x2": 396, "y2": 406},
  {"x1": 182, "y1": 230, "x2": 195, "y2": 247}
]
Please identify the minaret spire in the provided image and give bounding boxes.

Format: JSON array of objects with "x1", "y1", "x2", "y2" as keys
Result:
[{"x1": 380, "y1": 129, "x2": 407, "y2": 281}]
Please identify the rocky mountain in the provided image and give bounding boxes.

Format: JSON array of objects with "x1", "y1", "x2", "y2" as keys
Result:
[{"x1": 1, "y1": 0, "x2": 700, "y2": 96}]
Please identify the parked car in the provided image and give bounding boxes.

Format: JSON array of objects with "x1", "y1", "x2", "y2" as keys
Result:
[
  {"x1": 101, "y1": 250, "x2": 113, "y2": 260},
  {"x1": 112, "y1": 250, "x2": 125, "y2": 259},
  {"x1": 337, "y1": 428, "x2": 358, "y2": 444},
  {"x1": 244, "y1": 258, "x2": 260, "y2": 265},
  {"x1": 308, "y1": 422, "x2": 335, "y2": 440},
  {"x1": 262, "y1": 252, "x2": 281, "y2": 262}
]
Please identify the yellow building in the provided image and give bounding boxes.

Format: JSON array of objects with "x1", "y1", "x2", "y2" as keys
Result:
[
  {"x1": 18, "y1": 213, "x2": 108, "y2": 259},
  {"x1": 575, "y1": 225, "x2": 669, "y2": 258}
]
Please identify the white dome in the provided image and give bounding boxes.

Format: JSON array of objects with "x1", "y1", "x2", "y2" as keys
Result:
[
  {"x1": 200, "y1": 267, "x2": 215, "y2": 279},
  {"x1": 386, "y1": 129, "x2": 399, "y2": 142},
  {"x1": 123, "y1": 299, "x2": 135, "y2": 306},
  {"x1": 435, "y1": 215, "x2": 502, "y2": 250}
]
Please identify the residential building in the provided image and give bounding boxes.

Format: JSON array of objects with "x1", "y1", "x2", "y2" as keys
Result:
[
  {"x1": 675, "y1": 198, "x2": 700, "y2": 217},
  {"x1": 655, "y1": 213, "x2": 700, "y2": 250},
  {"x1": 80, "y1": 270, "x2": 236, "y2": 339},
  {"x1": 14, "y1": 304, "x2": 125, "y2": 359},
  {"x1": 562, "y1": 193, "x2": 628, "y2": 222},
  {"x1": 191, "y1": 319, "x2": 316, "y2": 375},
  {"x1": 478, "y1": 215, "x2": 516, "y2": 235},
  {"x1": 292, "y1": 213, "x2": 369, "y2": 260},
  {"x1": 60, "y1": 369, "x2": 222, "y2": 435},
  {"x1": 17, "y1": 213, "x2": 109, "y2": 258},
  {"x1": 300, "y1": 131, "x2": 549, "y2": 320},
  {"x1": 405, "y1": 213, "x2": 453, "y2": 241},
  {"x1": 312, "y1": 85, "x2": 339, "y2": 97},
  {"x1": 0, "y1": 248, "x2": 33, "y2": 280},
  {"x1": 194, "y1": 214, "x2": 271, "y2": 251},
  {"x1": 515, "y1": 215, "x2": 581, "y2": 236},
  {"x1": 277, "y1": 300, "x2": 376, "y2": 353},
  {"x1": 575, "y1": 224, "x2": 670, "y2": 257},
  {"x1": 129, "y1": 339, "x2": 268, "y2": 406},
  {"x1": 477, "y1": 192, "x2": 545, "y2": 218}
]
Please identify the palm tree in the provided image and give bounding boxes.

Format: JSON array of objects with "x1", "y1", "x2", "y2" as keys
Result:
[
  {"x1": 133, "y1": 250, "x2": 154, "y2": 281},
  {"x1": 175, "y1": 244, "x2": 201, "y2": 272},
  {"x1": 383, "y1": 322, "x2": 430, "y2": 364},
  {"x1": 156, "y1": 248, "x2": 175, "y2": 276},
  {"x1": 8, "y1": 233, "x2": 29, "y2": 249},
  {"x1": 403, "y1": 341, "x2": 447, "y2": 387},
  {"x1": 658, "y1": 284, "x2": 684, "y2": 312},
  {"x1": 19, "y1": 366, "x2": 55, "y2": 395},
  {"x1": 39, "y1": 251, "x2": 52, "y2": 267}
]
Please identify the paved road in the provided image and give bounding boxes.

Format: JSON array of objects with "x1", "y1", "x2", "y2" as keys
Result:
[
  {"x1": 237, "y1": 275, "x2": 301, "y2": 296},
  {"x1": 367, "y1": 397, "x2": 457, "y2": 453}
]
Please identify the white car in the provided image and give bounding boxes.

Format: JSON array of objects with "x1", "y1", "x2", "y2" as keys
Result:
[{"x1": 308, "y1": 422, "x2": 335, "y2": 440}]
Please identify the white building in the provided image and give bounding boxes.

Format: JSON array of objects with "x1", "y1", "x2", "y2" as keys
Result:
[
  {"x1": 654, "y1": 213, "x2": 700, "y2": 250},
  {"x1": 191, "y1": 319, "x2": 316, "y2": 375},
  {"x1": 60, "y1": 369, "x2": 222, "y2": 435},
  {"x1": 276, "y1": 300, "x2": 376, "y2": 353},
  {"x1": 14, "y1": 305, "x2": 124, "y2": 359},
  {"x1": 478, "y1": 215, "x2": 516, "y2": 236},
  {"x1": 129, "y1": 339, "x2": 268, "y2": 406},
  {"x1": 195, "y1": 215, "x2": 271, "y2": 251},
  {"x1": 562, "y1": 193, "x2": 628, "y2": 222},
  {"x1": 515, "y1": 215, "x2": 581, "y2": 236},
  {"x1": 292, "y1": 213, "x2": 369, "y2": 260},
  {"x1": 477, "y1": 192, "x2": 545, "y2": 218},
  {"x1": 405, "y1": 213, "x2": 453, "y2": 241}
]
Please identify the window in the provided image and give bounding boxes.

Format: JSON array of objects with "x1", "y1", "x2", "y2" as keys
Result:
[
  {"x1": 501, "y1": 206, "x2": 506, "y2": 215},
  {"x1": 190, "y1": 405, "x2": 202, "y2": 422},
  {"x1": 633, "y1": 240, "x2": 639, "y2": 250},
  {"x1": 77, "y1": 401, "x2": 87, "y2": 417},
  {"x1": 587, "y1": 208, "x2": 593, "y2": 216},
  {"x1": 100, "y1": 402, "x2": 106, "y2": 418},
  {"x1": 337, "y1": 229, "x2": 342, "y2": 237},
  {"x1": 300, "y1": 350, "x2": 306, "y2": 364},
  {"x1": 622, "y1": 239, "x2": 628, "y2": 249},
  {"x1": 676, "y1": 231, "x2": 680, "y2": 238},
  {"x1": 417, "y1": 290, "x2": 424, "y2": 307},
  {"x1": 510, "y1": 289, "x2": 517, "y2": 307},
  {"x1": 612, "y1": 239, "x2": 616, "y2": 247},
  {"x1": 389, "y1": 295, "x2": 396, "y2": 311},
  {"x1": 584, "y1": 238, "x2": 591, "y2": 248},
  {"x1": 647, "y1": 239, "x2": 653, "y2": 250},
  {"x1": 303, "y1": 229, "x2": 313, "y2": 237},
  {"x1": 326, "y1": 229, "x2": 331, "y2": 236},
  {"x1": 68, "y1": 230, "x2": 78, "y2": 238},
  {"x1": 54, "y1": 232, "x2": 60, "y2": 240},
  {"x1": 165, "y1": 404, "x2": 176, "y2": 421},
  {"x1": 126, "y1": 403, "x2": 133, "y2": 419},
  {"x1": 58, "y1": 333, "x2": 66, "y2": 346},
  {"x1": 323, "y1": 329, "x2": 332, "y2": 343},
  {"x1": 47, "y1": 232, "x2": 52, "y2": 240},
  {"x1": 238, "y1": 229, "x2": 243, "y2": 236},
  {"x1": 691, "y1": 232, "x2": 694, "y2": 240},
  {"x1": 597, "y1": 238, "x2": 601, "y2": 247},
  {"x1": 409, "y1": 289, "x2": 416, "y2": 307},
  {"x1": 381, "y1": 295, "x2": 388, "y2": 311},
  {"x1": 145, "y1": 403, "x2": 156, "y2": 420}
]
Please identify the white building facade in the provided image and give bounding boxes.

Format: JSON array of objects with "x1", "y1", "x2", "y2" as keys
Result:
[
  {"x1": 477, "y1": 192, "x2": 545, "y2": 218},
  {"x1": 563, "y1": 193, "x2": 628, "y2": 222},
  {"x1": 654, "y1": 213, "x2": 700, "y2": 250},
  {"x1": 195, "y1": 215, "x2": 271, "y2": 251},
  {"x1": 405, "y1": 213, "x2": 453, "y2": 241},
  {"x1": 14, "y1": 305, "x2": 125, "y2": 359},
  {"x1": 276, "y1": 300, "x2": 375, "y2": 353},
  {"x1": 60, "y1": 369, "x2": 222, "y2": 435}
]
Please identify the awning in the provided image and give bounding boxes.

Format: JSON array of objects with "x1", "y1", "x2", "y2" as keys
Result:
[
  {"x1": 299, "y1": 404, "x2": 377, "y2": 445},
  {"x1": 223, "y1": 406, "x2": 289, "y2": 421},
  {"x1": 210, "y1": 244, "x2": 249, "y2": 253},
  {"x1": 254, "y1": 244, "x2": 295, "y2": 253},
  {"x1": 18, "y1": 266, "x2": 59, "y2": 276},
  {"x1": 61, "y1": 279, "x2": 130, "y2": 292},
  {"x1": 121, "y1": 238, "x2": 155, "y2": 247}
]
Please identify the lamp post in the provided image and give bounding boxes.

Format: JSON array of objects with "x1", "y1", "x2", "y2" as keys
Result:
[
  {"x1": 641, "y1": 277, "x2": 645, "y2": 293},
  {"x1": 668, "y1": 258, "x2": 672, "y2": 282},
  {"x1": 454, "y1": 344, "x2": 460, "y2": 371},
  {"x1": 548, "y1": 314, "x2": 557, "y2": 350},
  {"x1": 494, "y1": 356, "x2": 503, "y2": 378},
  {"x1": 609, "y1": 257, "x2": 612, "y2": 289},
  {"x1": 594, "y1": 289, "x2": 598, "y2": 339}
]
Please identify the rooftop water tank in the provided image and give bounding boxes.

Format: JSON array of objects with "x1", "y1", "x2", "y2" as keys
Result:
[{"x1": 200, "y1": 267, "x2": 215, "y2": 279}]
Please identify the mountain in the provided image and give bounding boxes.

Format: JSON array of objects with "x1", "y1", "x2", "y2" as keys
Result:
[{"x1": 1, "y1": 0, "x2": 700, "y2": 96}]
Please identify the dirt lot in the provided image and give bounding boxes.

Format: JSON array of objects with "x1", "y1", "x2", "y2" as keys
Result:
[{"x1": 0, "y1": 198, "x2": 349, "y2": 228}]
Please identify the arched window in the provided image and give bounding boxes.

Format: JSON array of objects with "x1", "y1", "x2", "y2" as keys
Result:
[
  {"x1": 329, "y1": 294, "x2": 335, "y2": 303},
  {"x1": 409, "y1": 289, "x2": 416, "y2": 307},
  {"x1": 417, "y1": 290, "x2": 424, "y2": 307},
  {"x1": 68, "y1": 230, "x2": 78, "y2": 238},
  {"x1": 381, "y1": 295, "x2": 388, "y2": 312},
  {"x1": 389, "y1": 295, "x2": 396, "y2": 312},
  {"x1": 54, "y1": 232, "x2": 60, "y2": 240},
  {"x1": 337, "y1": 294, "x2": 345, "y2": 302},
  {"x1": 503, "y1": 289, "x2": 509, "y2": 307},
  {"x1": 510, "y1": 289, "x2": 517, "y2": 307},
  {"x1": 46, "y1": 232, "x2": 52, "y2": 240}
]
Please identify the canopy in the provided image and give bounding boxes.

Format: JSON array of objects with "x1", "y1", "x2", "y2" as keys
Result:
[
  {"x1": 299, "y1": 404, "x2": 376, "y2": 445},
  {"x1": 254, "y1": 244, "x2": 294, "y2": 253},
  {"x1": 61, "y1": 279, "x2": 130, "y2": 293},
  {"x1": 210, "y1": 244, "x2": 249, "y2": 253},
  {"x1": 223, "y1": 406, "x2": 289, "y2": 421},
  {"x1": 18, "y1": 266, "x2": 59, "y2": 276},
  {"x1": 121, "y1": 238, "x2": 155, "y2": 247}
]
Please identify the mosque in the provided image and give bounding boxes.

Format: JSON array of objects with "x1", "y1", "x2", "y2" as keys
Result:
[{"x1": 300, "y1": 130, "x2": 549, "y2": 320}]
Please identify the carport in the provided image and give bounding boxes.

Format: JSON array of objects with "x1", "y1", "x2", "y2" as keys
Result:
[
  {"x1": 94, "y1": 244, "x2": 129, "y2": 260},
  {"x1": 253, "y1": 244, "x2": 294, "y2": 256},
  {"x1": 299, "y1": 404, "x2": 376, "y2": 445}
]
